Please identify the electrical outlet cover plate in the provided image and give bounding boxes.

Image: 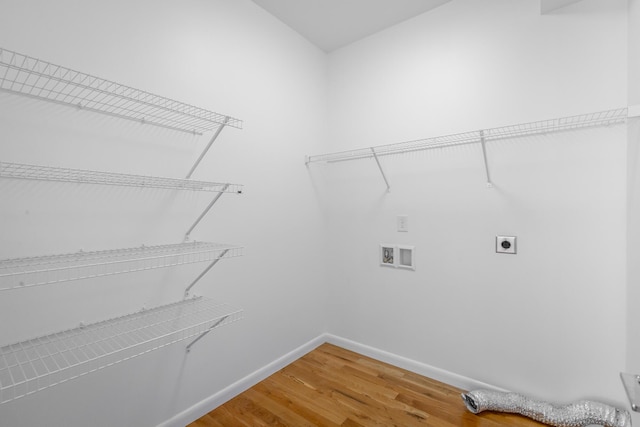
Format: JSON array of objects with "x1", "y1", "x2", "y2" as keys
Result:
[
  {"x1": 496, "y1": 236, "x2": 517, "y2": 254},
  {"x1": 397, "y1": 215, "x2": 409, "y2": 232}
]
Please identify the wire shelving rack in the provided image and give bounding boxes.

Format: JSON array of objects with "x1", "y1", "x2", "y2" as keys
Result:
[
  {"x1": 0, "y1": 161, "x2": 243, "y2": 194},
  {"x1": 0, "y1": 47, "x2": 242, "y2": 134},
  {"x1": 0, "y1": 242, "x2": 243, "y2": 291},
  {"x1": 305, "y1": 108, "x2": 629, "y2": 164},
  {"x1": 0, "y1": 296, "x2": 242, "y2": 404},
  {"x1": 0, "y1": 46, "x2": 246, "y2": 403}
]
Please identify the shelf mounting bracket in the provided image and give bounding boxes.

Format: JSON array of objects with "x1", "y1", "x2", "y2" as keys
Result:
[
  {"x1": 184, "y1": 249, "x2": 230, "y2": 298},
  {"x1": 186, "y1": 316, "x2": 229, "y2": 352},
  {"x1": 185, "y1": 116, "x2": 230, "y2": 179},
  {"x1": 371, "y1": 147, "x2": 391, "y2": 192},
  {"x1": 479, "y1": 130, "x2": 493, "y2": 188},
  {"x1": 185, "y1": 184, "x2": 230, "y2": 240}
]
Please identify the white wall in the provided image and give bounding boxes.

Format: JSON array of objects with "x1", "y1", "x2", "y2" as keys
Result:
[
  {"x1": 627, "y1": 114, "x2": 640, "y2": 425},
  {"x1": 627, "y1": 1, "x2": 640, "y2": 424},
  {"x1": 630, "y1": 0, "x2": 640, "y2": 106},
  {"x1": 0, "y1": 1, "x2": 328, "y2": 426},
  {"x1": 322, "y1": 0, "x2": 629, "y2": 409},
  {"x1": 0, "y1": 0, "x2": 636, "y2": 425}
]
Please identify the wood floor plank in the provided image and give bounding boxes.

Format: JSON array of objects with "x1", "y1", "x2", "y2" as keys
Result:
[
  {"x1": 304, "y1": 352, "x2": 399, "y2": 399},
  {"x1": 201, "y1": 413, "x2": 232, "y2": 427},
  {"x1": 243, "y1": 387, "x2": 321, "y2": 427},
  {"x1": 209, "y1": 405, "x2": 252, "y2": 427},
  {"x1": 302, "y1": 349, "x2": 380, "y2": 379},
  {"x1": 187, "y1": 343, "x2": 547, "y2": 427},
  {"x1": 265, "y1": 369, "x2": 348, "y2": 425},
  {"x1": 187, "y1": 415, "x2": 216, "y2": 427},
  {"x1": 317, "y1": 345, "x2": 408, "y2": 380},
  {"x1": 291, "y1": 358, "x2": 399, "y2": 401},
  {"x1": 223, "y1": 396, "x2": 274, "y2": 427},
  {"x1": 329, "y1": 388, "x2": 423, "y2": 427},
  {"x1": 288, "y1": 359, "x2": 432, "y2": 425},
  {"x1": 341, "y1": 418, "x2": 366, "y2": 427}
]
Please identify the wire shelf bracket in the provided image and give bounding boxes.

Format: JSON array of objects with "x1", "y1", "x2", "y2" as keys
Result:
[
  {"x1": 0, "y1": 242, "x2": 243, "y2": 291},
  {"x1": 181, "y1": 118, "x2": 242, "y2": 235},
  {"x1": 184, "y1": 249, "x2": 230, "y2": 298},
  {"x1": 305, "y1": 108, "x2": 629, "y2": 188},
  {"x1": 186, "y1": 315, "x2": 228, "y2": 353},
  {"x1": 185, "y1": 184, "x2": 230, "y2": 240},
  {"x1": 479, "y1": 130, "x2": 492, "y2": 188},
  {"x1": 186, "y1": 117, "x2": 230, "y2": 179},
  {"x1": 0, "y1": 296, "x2": 242, "y2": 404},
  {"x1": 0, "y1": 47, "x2": 242, "y2": 134},
  {"x1": 371, "y1": 147, "x2": 391, "y2": 192}
]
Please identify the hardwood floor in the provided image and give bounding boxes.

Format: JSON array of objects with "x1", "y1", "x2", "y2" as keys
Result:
[{"x1": 188, "y1": 343, "x2": 545, "y2": 426}]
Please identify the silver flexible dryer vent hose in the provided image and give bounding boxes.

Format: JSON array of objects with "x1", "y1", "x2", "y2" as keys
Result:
[{"x1": 461, "y1": 389, "x2": 631, "y2": 427}]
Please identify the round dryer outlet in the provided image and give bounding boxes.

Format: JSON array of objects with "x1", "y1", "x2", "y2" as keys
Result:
[{"x1": 496, "y1": 236, "x2": 517, "y2": 254}]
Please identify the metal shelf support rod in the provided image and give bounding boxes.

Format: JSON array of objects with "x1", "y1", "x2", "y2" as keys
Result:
[
  {"x1": 479, "y1": 130, "x2": 493, "y2": 188},
  {"x1": 184, "y1": 249, "x2": 230, "y2": 298},
  {"x1": 186, "y1": 316, "x2": 229, "y2": 352},
  {"x1": 185, "y1": 117, "x2": 229, "y2": 179},
  {"x1": 185, "y1": 183, "x2": 230, "y2": 239},
  {"x1": 371, "y1": 147, "x2": 391, "y2": 192}
]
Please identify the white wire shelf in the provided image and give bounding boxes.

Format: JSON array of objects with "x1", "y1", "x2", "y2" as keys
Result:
[
  {"x1": 305, "y1": 108, "x2": 629, "y2": 164},
  {"x1": 0, "y1": 296, "x2": 242, "y2": 404},
  {"x1": 0, "y1": 47, "x2": 242, "y2": 134},
  {"x1": 0, "y1": 161, "x2": 243, "y2": 194},
  {"x1": 0, "y1": 242, "x2": 244, "y2": 291}
]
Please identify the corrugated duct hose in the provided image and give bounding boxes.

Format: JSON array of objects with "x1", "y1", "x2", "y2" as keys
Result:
[{"x1": 462, "y1": 389, "x2": 632, "y2": 427}]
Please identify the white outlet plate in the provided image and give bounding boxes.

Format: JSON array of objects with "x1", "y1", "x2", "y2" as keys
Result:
[
  {"x1": 496, "y1": 236, "x2": 517, "y2": 254},
  {"x1": 397, "y1": 215, "x2": 409, "y2": 232}
]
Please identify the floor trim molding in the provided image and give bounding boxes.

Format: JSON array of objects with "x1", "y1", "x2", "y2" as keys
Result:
[
  {"x1": 157, "y1": 334, "x2": 326, "y2": 427},
  {"x1": 157, "y1": 333, "x2": 504, "y2": 427},
  {"x1": 323, "y1": 334, "x2": 507, "y2": 393}
]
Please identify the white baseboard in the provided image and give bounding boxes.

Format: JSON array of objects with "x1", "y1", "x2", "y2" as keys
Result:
[
  {"x1": 156, "y1": 334, "x2": 327, "y2": 427},
  {"x1": 157, "y1": 333, "x2": 504, "y2": 427},
  {"x1": 324, "y1": 334, "x2": 507, "y2": 393}
]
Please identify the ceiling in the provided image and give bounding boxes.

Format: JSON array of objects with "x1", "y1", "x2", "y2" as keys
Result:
[
  {"x1": 251, "y1": 0, "x2": 587, "y2": 52},
  {"x1": 251, "y1": 0, "x2": 452, "y2": 52},
  {"x1": 540, "y1": 0, "x2": 583, "y2": 14}
]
